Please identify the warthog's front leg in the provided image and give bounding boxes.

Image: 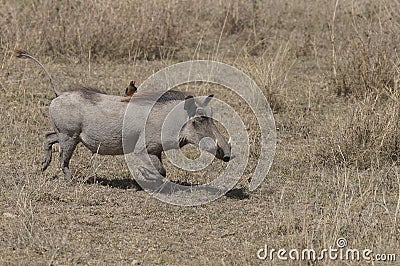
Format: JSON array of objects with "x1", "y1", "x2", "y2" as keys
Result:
[
  {"x1": 138, "y1": 167, "x2": 164, "y2": 181},
  {"x1": 136, "y1": 153, "x2": 166, "y2": 180},
  {"x1": 42, "y1": 131, "x2": 59, "y2": 172},
  {"x1": 58, "y1": 133, "x2": 79, "y2": 182}
]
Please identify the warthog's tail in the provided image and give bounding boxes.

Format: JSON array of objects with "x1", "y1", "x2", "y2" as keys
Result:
[{"x1": 13, "y1": 49, "x2": 60, "y2": 97}]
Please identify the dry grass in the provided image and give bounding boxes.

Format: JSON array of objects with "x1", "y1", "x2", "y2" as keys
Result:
[
  {"x1": 324, "y1": 0, "x2": 400, "y2": 169},
  {"x1": 1, "y1": 0, "x2": 189, "y2": 60},
  {"x1": 1, "y1": 0, "x2": 400, "y2": 265}
]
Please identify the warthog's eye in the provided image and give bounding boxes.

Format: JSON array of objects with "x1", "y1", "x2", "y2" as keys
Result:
[{"x1": 196, "y1": 108, "x2": 206, "y2": 116}]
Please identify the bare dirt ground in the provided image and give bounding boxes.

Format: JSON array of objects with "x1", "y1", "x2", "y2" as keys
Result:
[{"x1": 1, "y1": 0, "x2": 399, "y2": 265}]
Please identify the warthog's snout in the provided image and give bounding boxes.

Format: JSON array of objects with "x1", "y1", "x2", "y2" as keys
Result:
[
  {"x1": 215, "y1": 137, "x2": 232, "y2": 162},
  {"x1": 223, "y1": 155, "x2": 231, "y2": 162},
  {"x1": 222, "y1": 154, "x2": 231, "y2": 162},
  {"x1": 216, "y1": 147, "x2": 231, "y2": 162}
]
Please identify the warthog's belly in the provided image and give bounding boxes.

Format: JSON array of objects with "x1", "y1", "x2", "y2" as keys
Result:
[{"x1": 79, "y1": 132, "x2": 124, "y2": 155}]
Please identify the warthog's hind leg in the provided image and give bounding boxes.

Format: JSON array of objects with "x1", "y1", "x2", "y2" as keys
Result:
[
  {"x1": 58, "y1": 133, "x2": 79, "y2": 182},
  {"x1": 42, "y1": 131, "x2": 59, "y2": 172}
]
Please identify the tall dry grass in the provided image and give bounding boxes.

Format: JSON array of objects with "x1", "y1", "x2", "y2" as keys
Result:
[
  {"x1": 325, "y1": 0, "x2": 400, "y2": 169},
  {"x1": 328, "y1": 94, "x2": 400, "y2": 169},
  {"x1": 0, "y1": 0, "x2": 329, "y2": 61},
  {"x1": 333, "y1": 1, "x2": 400, "y2": 98},
  {"x1": 237, "y1": 41, "x2": 295, "y2": 113},
  {"x1": 1, "y1": 0, "x2": 192, "y2": 60}
]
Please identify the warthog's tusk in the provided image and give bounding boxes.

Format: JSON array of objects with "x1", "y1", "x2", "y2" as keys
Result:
[{"x1": 228, "y1": 136, "x2": 231, "y2": 145}]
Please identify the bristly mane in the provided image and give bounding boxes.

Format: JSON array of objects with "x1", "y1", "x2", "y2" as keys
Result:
[
  {"x1": 68, "y1": 87, "x2": 107, "y2": 103},
  {"x1": 133, "y1": 90, "x2": 190, "y2": 104},
  {"x1": 74, "y1": 87, "x2": 107, "y2": 95}
]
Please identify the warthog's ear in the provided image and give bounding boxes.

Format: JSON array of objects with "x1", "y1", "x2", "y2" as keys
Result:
[
  {"x1": 203, "y1": 94, "x2": 214, "y2": 106},
  {"x1": 184, "y1": 95, "x2": 196, "y2": 117}
]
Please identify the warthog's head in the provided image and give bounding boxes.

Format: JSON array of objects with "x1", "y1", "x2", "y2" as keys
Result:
[{"x1": 179, "y1": 95, "x2": 232, "y2": 162}]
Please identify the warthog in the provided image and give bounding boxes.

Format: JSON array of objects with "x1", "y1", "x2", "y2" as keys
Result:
[{"x1": 14, "y1": 50, "x2": 232, "y2": 181}]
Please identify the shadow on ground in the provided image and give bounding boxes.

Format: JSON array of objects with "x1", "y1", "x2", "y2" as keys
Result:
[
  {"x1": 85, "y1": 176, "x2": 250, "y2": 200},
  {"x1": 85, "y1": 176, "x2": 143, "y2": 190},
  {"x1": 225, "y1": 188, "x2": 250, "y2": 200}
]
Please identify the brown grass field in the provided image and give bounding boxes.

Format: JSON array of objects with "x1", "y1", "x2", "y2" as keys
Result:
[{"x1": 1, "y1": 0, "x2": 399, "y2": 265}]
